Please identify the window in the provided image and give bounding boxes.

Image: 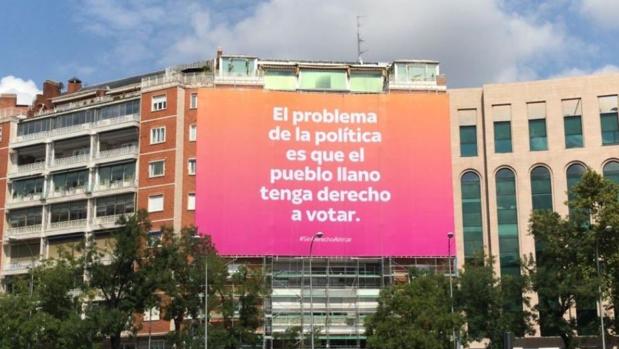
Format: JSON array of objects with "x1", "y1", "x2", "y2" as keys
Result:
[
  {"x1": 350, "y1": 72, "x2": 384, "y2": 93},
  {"x1": 529, "y1": 119, "x2": 548, "y2": 151},
  {"x1": 187, "y1": 193, "x2": 195, "y2": 210},
  {"x1": 52, "y1": 170, "x2": 89, "y2": 194},
  {"x1": 150, "y1": 127, "x2": 166, "y2": 144},
  {"x1": 264, "y1": 69, "x2": 297, "y2": 90},
  {"x1": 98, "y1": 162, "x2": 135, "y2": 189},
  {"x1": 494, "y1": 121, "x2": 512, "y2": 153},
  {"x1": 152, "y1": 95, "x2": 167, "y2": 111},
  {"x1": 0, "y1": 126, "x2": 3, "y2": 141},
  {"x1": 459, "y1": 126, "x2": 477, "y2": 157},
  {"x1": 144, "y1": 306, "x2": 161, "y2": 321},
  {"x1": 8, "y1": 207, "x2": 42, "y2": 227},
  {"x1": 99, "y1": 100, "x2": 140, "y2": 121},
  {"x1": 600, "y1": 95, "x2": 619, "y2": 145},
  {"x1": 566, "y1": 163, "x2": 587, "y2": 217},
  {"x1": 531, "y1": 166, "x2": 553, "y2": 211},
  {"x1": 148, "y1": 195, "x2": 164, "y2": 212},
  {"x1": 189, "y1": 124, "x2": 197, "y2": 142},
  {"x1": 495, "y1": 168, "x2": 520, "y2": 276},
  {"x1": 190, "y1": 93, "x2": 198, "y2": 109},
  {"x1": 149, "y1": 160, "x2": 165, "y2": 178},
  {"x1": 96, "y1": 194, "x2": 135, "y2": 217},
  {"x1": 221, "y1": 57, "x2": 256, "y2": 77},
  {"x1": 50, "y1": 201, "x2": 87, "y2": 223},
  {"x1": 603, "y1": 161, "x2": 619, "y2": 184},
  {"x1": 12, "y1": 177, "x2": 44, "y2": 200},
  {"x1": 461, "y1": 172, "x2": 483, "y2": 261},
  {"x1": 188, "y1": 159, "x2": 196, "y2": 175},
  {"x1": 394, "y1": 62, "x2": 438, "y2": 82},
  {"x1": 299, "y1": 70, "x2": 348, "y2": 90},
  {"x1": 562, "y1": 99, "x2": 583, "y2": 148}
]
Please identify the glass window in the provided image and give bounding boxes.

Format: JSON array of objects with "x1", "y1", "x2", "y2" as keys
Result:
[
  {"x1": 564, "y1": 116, "x2": 583, "y2": 148},
  {"x1": 148, "y1": 195, "x2": 164, "y2": 212},
  {"x1": 459, "y1": 125, "x2": 477, "y2": 157},
  {"x1": 299, "y1": 70, "x2": 348, "y2": 90},
  {"x1": 152, "y1": 95, "x2": 167, "y2": 111},
  {"x1": 221, "y1": 57, "x2": 256, "y2": 77},
  {"x1": 566, "y1": 163, "x2": 587, "y2": 217},
  {"x1": 496, "y1": 168, "x2": 520, "y2": 276},
  {"x1": 529, "y1": 119, "x2": 548, "y2": 151},
  {"x1": 350, "y1": 72, "x2": 383, "y2": 93},
  {"x1": 531, "y1": 166, "x2": 553, "y2": 211},
  {"x1": 12, "y1": 177, "x2": 44, "y2": 199},
  {"x1": 149, "y1": 161, "x2": 165, "y2": 178},
  {"x1": 96, "y1": 194, "x2": 135, "y2": 217},
  {"x1": 394, "y1": 62, "x2": 437, "y2": 82},
  {"x1": 603, "y1": 161, "x2": 619, "y2": 184},
  {"x1": 264, "y1": 69, "x2": 297, "y2": 90},
  {"x1": 189, "y1": 124, "x2": 197, "y2": 142},
  {"x1": 190, "y1": 93, "x2": 198, "y2": 109},
  {"x1": 188, "y1": 159, "x2": 196, "y2": 175},
  {"x1": 461, "y1": 172, "x2": 484, "y2": 261},
  {"x1": 98, "y1": 100, "x2": 139, "y2": 121},
  {"x1": 8, "y1": 207, "x2": 42, "y2": 227},
  {"x1": 600, "y1": 95, "x2": 619, "y2": 145},
  {"x1": 50, "y1": 201, "x2": 87, "y2": 222},
  {"x1": 150, "y1": 127, "x2": 166, "y2": 144},
  {"x1": 494, "y1": 121, "x2": 512, "y2": 153},
  {"x1": 187, "y1": 193, "x2": 195, "y2": 210},
  {"x1": 53, "y1": 170, "x2": 88, "y2": 194}
]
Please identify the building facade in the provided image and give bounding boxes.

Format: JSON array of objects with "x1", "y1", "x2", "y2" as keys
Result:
[{"x1": 450, "y1": 74, "x2": 619, "y2": 337}]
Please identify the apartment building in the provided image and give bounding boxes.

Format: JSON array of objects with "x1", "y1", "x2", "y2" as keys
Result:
[{"x1": 451, "y1": 74, "x2": 619, "y2": 339}]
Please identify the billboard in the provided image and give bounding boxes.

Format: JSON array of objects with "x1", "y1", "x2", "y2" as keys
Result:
[{"x1": 196, "y1": 90, "x2": 454, "y2": 257}]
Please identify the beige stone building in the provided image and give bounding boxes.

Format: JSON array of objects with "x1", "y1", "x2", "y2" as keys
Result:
[{"x1": 450, "y1": 73, "x2": 619, "y2": 337}]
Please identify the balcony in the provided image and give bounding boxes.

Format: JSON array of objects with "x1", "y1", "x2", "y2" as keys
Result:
[
  {"x1": 5, "y1": 224, "x2": 43, "y2": 240},
  {"x1": 96, "y1": 144, "x2": 138, "y2": 162},
  {"x1": 7, "y1": 193, "x2": 44, "y2": 209},
  {"x1": 10, "y1": 161, "x2": 45, "y2": 177},
  {"x1": 49, "y1": 153, "x2": 90, "y2": 170},
  {"x1": 47, "y1": 186, "x2": 88, "y2": 199},
  {"x1": 141, "y1": 71, "x2": 213, "y2": 90},
  {"x1": 93, "y1": 113, "x2": 139, "y2": 129},
  {"x1": 214, "y1": 74, "x2": 264, "y2": 86},
  {"x1": 48, "y1": 219, "x2": 88, "y2": 233},
  {"x1": 1, "y1": 260, "x2": 40, "y2": 275},
  {"x1": 94, "y1": 214, "x2": 126, "y2": 228},
  {"x1": 94, "y1": 181, "x2": 136, "y2": 196}
]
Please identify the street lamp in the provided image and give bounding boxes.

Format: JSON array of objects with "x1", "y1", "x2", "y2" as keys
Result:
[
  {"x1": 447, "y1": 231, "x2": 458, "y2": 349},
  {"x1": 595, "y1": 225, "x2": 611, "y2": 349},
  {"x1": 193, "y1": 233, "x2": 208, "y2": 349},
  {"x1": 309, "y1": 232, "x2": 324, "y2": 349}
]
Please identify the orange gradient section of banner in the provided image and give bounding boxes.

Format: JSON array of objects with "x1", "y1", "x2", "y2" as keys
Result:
[{"x1": 197, "y1": 89, "x2": 454, "y2": 257}]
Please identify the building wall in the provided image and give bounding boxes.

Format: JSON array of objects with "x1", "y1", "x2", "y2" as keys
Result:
[{"x1": 0, "y1": 119, "x2": 10, "y2": 271}]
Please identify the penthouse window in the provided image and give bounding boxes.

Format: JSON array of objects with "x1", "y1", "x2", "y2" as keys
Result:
[
  {"x1": 350, "y1": 71, "x2": 383, "y2": 93},
  {"x1": 599, "y1": 95, "x2": 619, "y2": 145},
  {"x1": 151, "y1": 95, "x2": 167, "y2": 111},
  {"x1": 393, "y1": 62, "x2": 438, "y2": 82},
  {"x1": 221, "y1": 57, "x2": 256, "y2": 77},
  {"x1": 299, "y1": 69, "x2": 348, "y2": 91},
  {"x1": 263, "y1": 68, "x2": 297, "y2": 90}
]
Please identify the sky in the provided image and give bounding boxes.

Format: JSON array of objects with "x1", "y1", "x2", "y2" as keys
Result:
[{"x1": 1, "y1": 0, "x2": 619, "y2": 105}]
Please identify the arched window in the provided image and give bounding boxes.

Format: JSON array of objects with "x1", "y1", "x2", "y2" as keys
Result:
[
  {"x1": 495, "y1": 168, "x2": 520, "y2": 276},
  {"x1": 530, "y1": 166, "x2": 553, "y2": 211},
  {"x1": 603, "y1": 161, "x2": 619, "y2": 184},
  {"x1": 461, "y1": 172, "x2": 483, "y2": 261},
  {"x1": 566, "y1": 163, "x2": 586, "y2": 213}
]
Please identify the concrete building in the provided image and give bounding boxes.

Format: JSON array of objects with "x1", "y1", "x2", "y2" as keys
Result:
[{"x1": 450, "y1": 73, "x2": 619, "y2": 339}]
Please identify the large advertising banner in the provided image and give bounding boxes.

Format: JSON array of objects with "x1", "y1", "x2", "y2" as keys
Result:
[{"x1": 196, "y1": 89, "x2": 454, "y2": 257}]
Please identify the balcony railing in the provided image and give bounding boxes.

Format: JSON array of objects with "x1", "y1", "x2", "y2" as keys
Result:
[
  {"x1": 50, "y1": 153, "x2": 90, "y2": 168},
  {"x1": 2, "y1": 260, "x2": 40, "y2": 272},
  {"x1": 95, "y1": 214, "x2": 126, "y2": 226},
  {"x1": 9, "y1": 193, "x2": 43, "y2": 203},
  {"x1": 48, "y1": 186, "x2": 88, "y2": 198},
  {"x1": 48, "y1": 219, "x2": 88, "y2": 230},
  {"x1": 214, "y1": 75, "x2": 264, "y2": 86},
  {"x1": 96, "y1": 145, "x2": 138, "y2": 160},
  {"x1": 6, "y1": 224, "x2": 42, "y2": 236},
  {"x1": 94, "y1": 113, "x2": 139, "y2": 127},
  {"x1": 141, "y1": 71, "x2": 213, "y2": 89},
  {"x1": 96, "y1": 180, "x2": 136, "y2": 192},
  {"x1": 11, "y1": 161, "x2": 45, "y2": 175}
]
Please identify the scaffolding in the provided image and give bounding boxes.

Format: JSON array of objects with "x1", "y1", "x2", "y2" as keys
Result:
[{"x1": 262, "y1": 256, "x2": 450, "y2": 349}]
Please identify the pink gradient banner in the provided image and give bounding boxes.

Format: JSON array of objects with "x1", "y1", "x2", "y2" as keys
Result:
[{"x1": 196, "y1": 90, "x2": 454, "y2": 257}]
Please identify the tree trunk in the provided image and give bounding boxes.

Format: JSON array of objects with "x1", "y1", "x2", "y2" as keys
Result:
[{"x1": 110, "y1": 333, "x2": 122, "y2": 349}]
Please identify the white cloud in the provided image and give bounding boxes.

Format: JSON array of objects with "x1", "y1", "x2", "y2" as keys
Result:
[
  {"x1": 75, "y1": 0, "x2": 576, "y2": 87},
  {"x1": 0, "y1": 76, "x2": 40, "y2": 106},
  {"x1": 580, "y1": 0, "x2": 619, "y2": 29},
  {"x1": 551, "y1": 64, "x2": 619, "y2": 79}
]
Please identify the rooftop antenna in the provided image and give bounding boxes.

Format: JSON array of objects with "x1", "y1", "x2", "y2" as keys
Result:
[{"x1": 356, "y1": 15, "x2": 367, "y2": 64}]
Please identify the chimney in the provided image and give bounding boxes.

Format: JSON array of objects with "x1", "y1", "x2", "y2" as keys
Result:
[
  {"x1": 216, "y1": 47, "x2": 223, "y2": 70},
  {"x1": 67, "y1": 77, "x2": 82, "y2": 94},
  {"x1": 42, "y1": 80, "x2": 62, "y2": 99},
  {"x1": 0, "y1": 94, "x2": 18, "y2": 109}
]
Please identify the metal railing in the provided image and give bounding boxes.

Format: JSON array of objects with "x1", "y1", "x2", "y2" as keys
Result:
[
  {"x1": 11, "y1": 161, "x2": 45, "y2": 175},
  {"x1": 96, "y1": 145, "x2": 138, "y2": 160},
  {"x1": 7, "y1": 224, "x2": 42, "y2": 236},
  {"x1": 51, "y1": 153, "x2": 90, "y2": 168},
  {"x1": 48, "y1": 219, "x2": 88, "y2": 230}
]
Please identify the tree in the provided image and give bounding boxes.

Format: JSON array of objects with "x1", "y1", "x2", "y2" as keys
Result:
[
  {"x1": 83, "y1": 210, "x2": 156, "y2": 349},
  {"x1": 527, "y1": 170, "x2": 619, "y2": 348},
  {"x1": 365, "y1": 270, "x2": 464, "y2": 349},
  {"x1": 457, "y1": 256, "x2": 534, "y2": 349}
]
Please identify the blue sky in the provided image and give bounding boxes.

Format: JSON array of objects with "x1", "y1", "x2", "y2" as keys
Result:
[{"x1": 1, "y1": 0, "x2": 619, "y2": 104}]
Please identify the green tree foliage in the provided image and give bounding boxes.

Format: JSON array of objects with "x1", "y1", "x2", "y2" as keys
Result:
[
  {"x1": 365, "y1": 270, "x2": 464, "y2": 349},
  {"x1": 528, "y1": 170, "x2": 619, "y2": 348},
  {"x1": 458, "y1": 256, "x2": 534, "y2": 349}
]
